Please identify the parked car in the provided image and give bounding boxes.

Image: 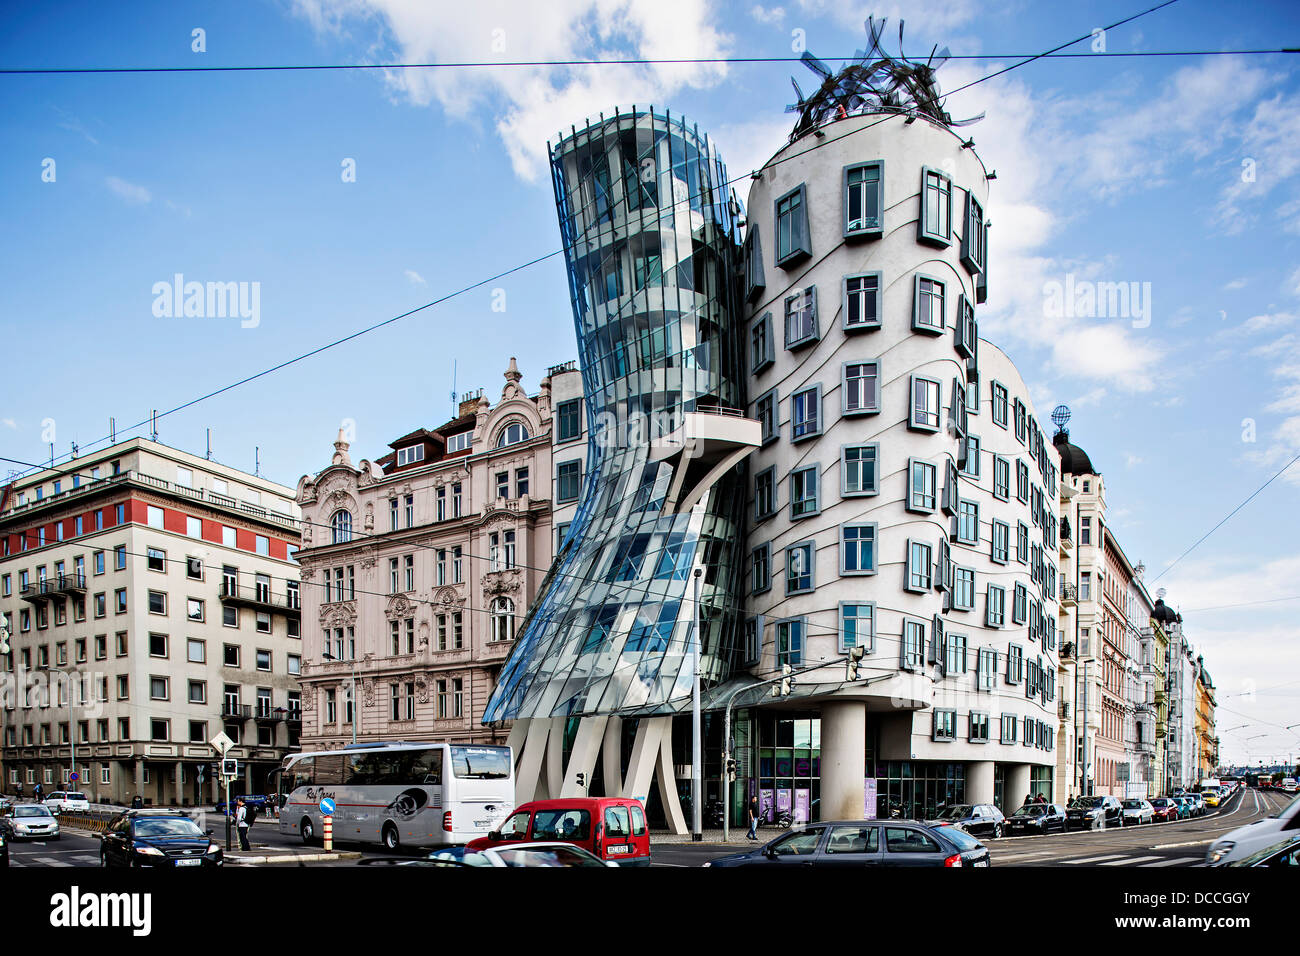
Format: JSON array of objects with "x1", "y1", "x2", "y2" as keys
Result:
[
  {"x1": 468, "y1": 797, "x2": 651, "y2": 867},
  {"x1": 704, "y1": 820, "x2": 990, "y2": 868},
  {"x1": 1003, "y1": 803, "x2": 1068, "y2": 835},
  {"x1": 1188, "y1": 792, "x2": 1206, "y2": 816},
  {"x1": 44, "y1": 791, "x2": 91, "y2": 814},
  {"x1": 1150, "y1": 797, "x2": 1179, "y2": 822},
  {"x1": 99, "y1": 809, "x2": 224, "y2": 868},
  {"x1": 0, "y1": 824, "x2": 7, "y2": 866},
  {"x1": 360, "y1": 841, "x2": 616, "y2": 868},
  {"x1": 926, "y1": 804, "x2": 1006, "y2": 839},
  {"x1": 1122, "y1": 799, "x2": 1155, "y2": 825},
  {"x1": 6, "y1": 804, "x2": 60, "y2": 840},
  {"x1": 1225, "y1": 834, "x2": 1300, "y2": 868},
  {"x1": 1203, "y1": 790, "x2": 1221, "y2": 808},
  {"x1": 1066, "y1": 796, "x2": 1123, "y2": 830},
  {"x1": 1207, "y1": 793, "x2": 1300, "y2": 865}
]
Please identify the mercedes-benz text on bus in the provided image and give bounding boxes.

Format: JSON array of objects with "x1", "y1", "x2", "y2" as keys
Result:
[{"x1": 276, "y1": 741, "x2": 514, "y2": 850}]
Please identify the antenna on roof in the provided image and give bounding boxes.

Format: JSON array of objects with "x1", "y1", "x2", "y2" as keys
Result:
[
  {"x1": 254, "y1": 446, "x2": 260, "y2": 477},
  {"x1": 206, "y1": 428, "x2": 212, "y2": 460},
  {"x1": 451, "y1": 360, "x2": 458, "y2": 419},
  {"x1": 150, "y1": 409, "x2": 158, "y2": 442},
  {"x1": 110, "y1": 417, "x2": 116, "y2": 444}
]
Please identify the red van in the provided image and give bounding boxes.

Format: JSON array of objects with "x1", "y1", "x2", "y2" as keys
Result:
[{"x1": 467, "y1": 798, "x2": 651, "y2": 866}]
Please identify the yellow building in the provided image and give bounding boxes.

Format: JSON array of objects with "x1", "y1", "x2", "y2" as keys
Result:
[{"x1": 1194, "y1": 659, "x2": 1218, "y2": 778}]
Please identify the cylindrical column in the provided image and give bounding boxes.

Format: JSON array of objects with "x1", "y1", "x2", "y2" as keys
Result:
[
  {"x1": 323, "y1": 814, "x2": 333, "y2": 852},
  {"x1": 1005, "y1": 763, "x2": 1032, "y2": 811},
  {"x1": 967, "y1": 760, "x2": 995, "y2": 807},
  {"x1": 820, "y1": 701, "x2": 866, "y2": 821}
]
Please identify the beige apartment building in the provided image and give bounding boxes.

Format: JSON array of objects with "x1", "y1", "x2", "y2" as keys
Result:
[
  {"x1": 0, "y1": 438, "x2": 303, "y2": 805},
  {"x1": 294, "y1": 359, "x2": 581, "y2": 750}
]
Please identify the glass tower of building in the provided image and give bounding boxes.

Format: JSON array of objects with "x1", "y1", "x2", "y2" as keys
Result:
[{"x1": 483, "y1": 110, "x2": 754, "y2": 724}]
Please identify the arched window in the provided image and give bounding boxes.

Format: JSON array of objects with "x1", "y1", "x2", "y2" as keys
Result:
[
  {"x1": 495, "y1": 422, "x2": 531, "y2": 448},
  {"x1": 491, "y1": 596, "x2": 516, "y2": 643},
  {"x1": 330, "y1": 509, "x2": 353, "y2": 544}
]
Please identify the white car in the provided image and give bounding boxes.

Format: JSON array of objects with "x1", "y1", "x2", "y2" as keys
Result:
[
  {"x1": 1208, "y1": 792, "x2": 1300, "y2": 865},
  {"x1": 44, "y1": 791, "x2": 91, "y2": 813},
  {"x1": 1121, "y1": 799, "x2": 1154, "y2": 825},
  {"x1": 6, "y1": 804, "x2": 61, "y2": 840},
  {"x1": 421, "y1": 842, "x2": 618, "y2": 868}
]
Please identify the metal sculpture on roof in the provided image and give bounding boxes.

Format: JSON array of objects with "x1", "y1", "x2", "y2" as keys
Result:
[{"x1": 787, "y1": 16, "x2": 984, "y2": 140}]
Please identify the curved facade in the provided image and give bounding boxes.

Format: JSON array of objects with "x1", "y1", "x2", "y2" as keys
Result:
[
  {"x1": 484, "y1": 111, "x2": 755, "y2": 729},
  {"x1": 738, "y1": 112, "x2": 1062, "y2": 820}
]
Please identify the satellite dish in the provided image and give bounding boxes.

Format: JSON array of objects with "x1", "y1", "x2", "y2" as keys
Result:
[{"x1": 1051, "y1": 405, "x2": 1071, "y2": 429}]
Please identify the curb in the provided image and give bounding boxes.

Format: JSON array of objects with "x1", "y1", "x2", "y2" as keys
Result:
[{"x1": 227, "y1": 851, "x2": 362, "y2": 865}]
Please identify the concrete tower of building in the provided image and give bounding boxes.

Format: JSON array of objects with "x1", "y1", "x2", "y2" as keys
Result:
[{"x1": 736, "y1": 107, "x2": 1061, "y2": 822}]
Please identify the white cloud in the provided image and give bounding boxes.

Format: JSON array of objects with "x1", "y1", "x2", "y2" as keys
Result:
[
  {"x1": 1289, "y1": 266, "x2": 1300, "y2": 298},
  {"x1": 1, "y1": 418, "x2": 16, "y2": 429},
  {"x1": 293, "y1": 0, "x2": 734, "y2": 181},
  {"x1": 1124, "y1": 453, "x2": 1143, "y2": 468},
  {"x1": 793, "y1": 0, "x2": 977, "y2": 33},
  {"x1": 105, "y1": 176, "x2": 151, "y2": 204},
  {"x1": 1215, "y1": 90, "x2": 1300, "y2": 234},
  {"x1": 404, "y1": 269, "x2": 427, "y2": 285},
  {"x1": 1224, "y1": 278, "x2": 1248, "y2": 290},
  {"x1": 749, "y1": 5, "x2": 785, "y2": 26}
]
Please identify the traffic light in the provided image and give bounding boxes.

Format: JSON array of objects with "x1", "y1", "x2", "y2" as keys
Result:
[
  {"x1": 769, "y1": 664, "x2": 793, "y2": 696},
  {"x1": 847, "y1": 644, "x2": 866, "y2": 681},
  {"x1": 221, "y1": 758, "x2": 238, "y2": 778},
  {"x1": 725, "y1": 757, "x2": 737, "y2": 782}
]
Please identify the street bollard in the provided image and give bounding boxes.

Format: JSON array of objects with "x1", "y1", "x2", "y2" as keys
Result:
[{"x1": 323, "y1": 814, "x2": 333, "y2": 853}]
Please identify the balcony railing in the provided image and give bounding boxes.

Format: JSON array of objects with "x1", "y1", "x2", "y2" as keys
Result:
[
  {"x1": 1060, "y1": 583, "x2": 1077, "y2": 607},
  {"x1": 219, "y1": 581, "x2": 301, "y2": 616},
  {"x1": 222, "y1": 702, "x2": 252, "y2": 719},
  {"x1": 18, "y1": 572, "x2": 86, "y2": 603},
  {"x1": 2, "y1": 468, "x2": 298, "y2": 531}
]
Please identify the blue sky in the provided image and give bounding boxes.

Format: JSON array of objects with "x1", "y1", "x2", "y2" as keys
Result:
[{"x1": 1, "y1": 0, "x2": 1298, "y2": 764}]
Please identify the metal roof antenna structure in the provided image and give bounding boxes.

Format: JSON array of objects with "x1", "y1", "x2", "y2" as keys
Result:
[{"x1": 451, "y1": 359, "x2": 458, "y2": 419}]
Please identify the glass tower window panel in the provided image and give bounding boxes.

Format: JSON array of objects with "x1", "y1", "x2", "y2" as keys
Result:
[{"x1": 653, "y1": 533, "x2": 695, "y2": 581}]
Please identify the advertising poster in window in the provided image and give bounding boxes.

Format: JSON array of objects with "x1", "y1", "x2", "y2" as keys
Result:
[
  {"x1": 794, "y1": 788, "x2": 810, "y2": 824},
  {"x1": 776, "y1": 788, "x2": 792, "y2": 818},
  {"x1": 864, "y1": 778, "x2": 878, "y2": 819},
  {"x1": 759, "y1": 789, "x2": 775, "y2": 823}
]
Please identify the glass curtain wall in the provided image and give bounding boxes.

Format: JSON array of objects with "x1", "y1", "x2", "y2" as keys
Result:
[{"x1": 483, "y1": 110, "x2": 747, "y2": 723}]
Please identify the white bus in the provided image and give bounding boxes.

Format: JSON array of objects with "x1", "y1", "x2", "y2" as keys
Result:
[{"x1": 275, "y1": 741, "x2": 514, "y2": 850}]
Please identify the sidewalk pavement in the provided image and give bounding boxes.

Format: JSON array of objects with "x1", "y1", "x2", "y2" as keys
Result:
[
  {"x1": 650, "y1": 828, "x2": 768, "y2": 846},
  {"x1": 224, "y1": 845, "x2": 362, "y2": 865}
]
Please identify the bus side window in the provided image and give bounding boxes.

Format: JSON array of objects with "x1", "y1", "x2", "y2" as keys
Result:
[
  {"x1": 316, "y1": 754, "x2": 345, "y2": 786},
  {"x1": 410, "y1": 749, "x2": 441, "y2": 785}
]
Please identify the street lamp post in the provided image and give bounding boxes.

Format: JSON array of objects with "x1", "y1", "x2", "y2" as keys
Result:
[
  {"x1": 322, "y1": 651, "x2": 358, "y2": 746},
  {"x1": 691, "y1": 568, "x2": 702, "y2": 842}
]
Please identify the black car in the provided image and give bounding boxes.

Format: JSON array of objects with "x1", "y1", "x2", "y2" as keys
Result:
[
  {"x1": 704, "y1": 820, "x2": 991, "y2": 868},
  {"x1": 0, "y1": 821, "x2": 8, "y2": 867},
  {"x1": 926, "y1": 804, "x2": 1006, "y2": 839},
  {"x1": 100, "y1": 810, "x2": 224, "y2": 868},
  {"x1": 1004, "y1": 803, "x2": 1068, "y2": 835},
  {"x1": 1066, "y1": 796, "x2": 1123, "y2": 831}
]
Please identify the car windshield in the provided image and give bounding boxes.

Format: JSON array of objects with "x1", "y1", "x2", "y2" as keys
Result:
[
  {"x1": 495, "y1": 846, "x2": 606, "y2": 868},
  {"x1": 15, "y1": 806, "x2": 53, "y2": 818},
  {"x1": 132, "y1": 818, "x2": 204, "y2": 838},
  {"x1": 934, "y1": 805, "x2": 972, "y2": 820},
  {"x1": 1122, "y1": 800, "x2": 1144, "y2": 809},
  {"x1": 1071, "y1": 798, "x2": 1103, "y2": 808},
  {"x1": 1013, "y1": 805, "x2": 1043, "y2": 816},
  {"x1": 941, "y1": 827, "x2": 982, "y2": 851},
  {"x1": 449, "y1": 746, "x2": 511, "y2": 779}
]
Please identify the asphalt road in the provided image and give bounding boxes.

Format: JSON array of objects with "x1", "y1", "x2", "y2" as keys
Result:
[{"x1": 14, "y1": 787, "x2": 1288, "y2": 868}]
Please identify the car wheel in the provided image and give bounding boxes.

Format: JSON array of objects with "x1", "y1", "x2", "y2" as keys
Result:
[
  {"x1": 301, "y1": 818, "x2": 315, "y2": 845},
  {"x1": 382, "y1": 824, "x2": 400, "y2": 852},
  {"x1": 993, "y1": 823, "x2": 1003, "y2": 839}
]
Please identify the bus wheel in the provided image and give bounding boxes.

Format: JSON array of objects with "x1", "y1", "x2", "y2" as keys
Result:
[
  {"x1": 301, "y1": 818, "x2": 315, "y2": 844},
  {"x1": 382, "y1": 824, "x2": 400, "y2": 851}
]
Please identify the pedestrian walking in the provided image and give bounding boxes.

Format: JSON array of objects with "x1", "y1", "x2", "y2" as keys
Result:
[
  {"x1": 235, "y1": 798, "x2": 250, "y2": 851},
  {"x1": 746, "y1": 796, "x2": 759, "y2": 841},
  {"x1": 1035, "y1": 793, "x2": 1046, "y2": 804}
]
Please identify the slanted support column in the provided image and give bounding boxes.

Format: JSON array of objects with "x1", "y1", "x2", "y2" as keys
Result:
[
  {"x1": 560, "y1": 716, "x2": 608, "y2": 797},
  {"x1": 621, "y1": 718, "x2": 664, "y2": 805},
  {"x1": 512, "y1": 719, "x2": 551, "y2": 805},
  {"x1": 656, "y1": 722, "x2": 688, "y2": 835},
  {"x1": 544, "y1": 717, "x2": 566, "y2": 799},
  {"x1": 601, "y1": 717, "x2": 624, "y2": 796}
]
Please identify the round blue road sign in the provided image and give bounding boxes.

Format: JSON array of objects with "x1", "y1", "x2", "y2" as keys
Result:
[
  {"x1": 69, "y1": 772, "x2": 79, "y2": 782},
  {"x1": 319, "y1": 797, "x2": 336, "y2": 816}
]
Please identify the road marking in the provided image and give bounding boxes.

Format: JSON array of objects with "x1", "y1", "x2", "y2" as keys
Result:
[
  {"x1": 991, "y1": 850, "x2": 1056, "y2": 863},
  {"x1": 1101, "y1": 856, "x2": 1162, "y2": 866},
  {"x1": 1143, "y1": 857, "x2": 1200, "y2": 867},
  {"x1": 1060, "y1": 854, "x2": 1128, "y2": 864},
  {"x1": 33, "y1": 856, "x2": 72, "y2": 867},
  {"x1": 1153, "y1": 839, "x2": 1213, "y2": 849}
]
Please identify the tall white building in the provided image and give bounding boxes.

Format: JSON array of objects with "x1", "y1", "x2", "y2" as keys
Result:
[{"x1": 737, "y1": 108, "x2": 1061, "y2": 821}]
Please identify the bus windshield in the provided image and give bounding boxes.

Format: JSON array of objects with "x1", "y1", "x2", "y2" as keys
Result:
[{"x1": 450, "y1": 746, "x2": 511, "y2": 779}]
